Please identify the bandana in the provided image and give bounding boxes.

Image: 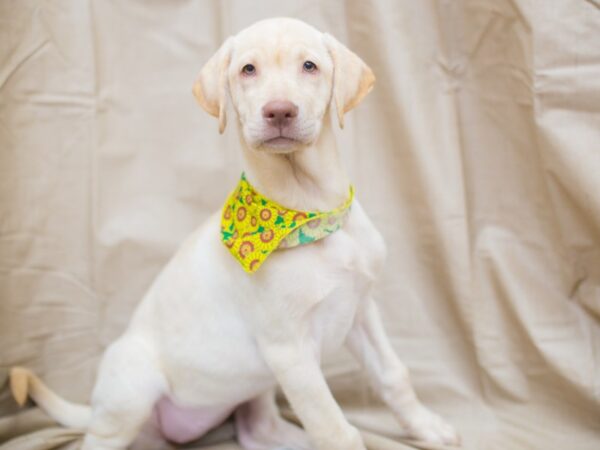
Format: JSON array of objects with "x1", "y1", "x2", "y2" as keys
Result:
[{"x1": 220, "y1": 173, "x2": 354, "y2": 273}]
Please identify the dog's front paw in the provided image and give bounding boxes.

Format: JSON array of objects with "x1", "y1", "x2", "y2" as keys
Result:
[{"x1": 402, "y1": 406, "x2": 460, "y2": 447}]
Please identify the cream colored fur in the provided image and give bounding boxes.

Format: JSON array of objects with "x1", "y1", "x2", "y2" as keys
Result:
[{"x1": 11, "y1": 18, "x2": 459, "y2": 450}]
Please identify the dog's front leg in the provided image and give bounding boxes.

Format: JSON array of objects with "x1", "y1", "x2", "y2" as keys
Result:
[
  {"x1": 258, "y1": 339, "x2": 366, "y2": 450},
  {"x1": 346, "y1": 297, "x2": 460, "y2": 446}
]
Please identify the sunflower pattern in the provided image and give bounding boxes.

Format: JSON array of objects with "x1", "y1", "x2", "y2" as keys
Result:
[
  {"x1": 280, "y1": 210, "x2": 350, "y2": 248},
  {"x1": 220, "y1": 173, "x2": 354, "y2": 273}
]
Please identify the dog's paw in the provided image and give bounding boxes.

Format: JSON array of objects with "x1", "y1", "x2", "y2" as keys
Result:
[{"x1": 402, "y1": 407, "x2": 460, "y2": 447}]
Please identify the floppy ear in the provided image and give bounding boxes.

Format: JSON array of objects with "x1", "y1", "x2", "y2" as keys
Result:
[
  {"x1": 323, "y1": 33, "x2": 375, "y2": 129},
  {"x1": 193, "y1": 37, "x2": 234, "y2": 134}
]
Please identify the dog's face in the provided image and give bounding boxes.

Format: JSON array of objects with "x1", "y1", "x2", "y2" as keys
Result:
[
  {"x1": 226, "y1": 21, "x2": 334, "y2": 153},
  {"x1": 193, "y1": 18, "x2": 375, "y2": 153}
]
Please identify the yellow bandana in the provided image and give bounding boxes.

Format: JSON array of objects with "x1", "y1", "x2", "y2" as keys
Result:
[{"x1": 220, "y1": 173, "x2": 354, "y2": 273}]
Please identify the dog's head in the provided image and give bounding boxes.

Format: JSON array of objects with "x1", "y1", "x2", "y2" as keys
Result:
[{"x1": 193, "y1": 18, "x2": 375, "y2": 153}]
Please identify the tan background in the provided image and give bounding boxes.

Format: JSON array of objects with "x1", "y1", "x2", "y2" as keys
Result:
[{"x1": 1, "y1": 1, "x2": 599, "y2": 449}]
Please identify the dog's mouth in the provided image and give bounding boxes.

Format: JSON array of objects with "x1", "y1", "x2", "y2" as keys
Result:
[
  {"x1": 259, "y1": 135, "x2": 302, "y2": 152},
  {"x1": 248, "y1": 120, "x2": 316, "y2": 153},
  {"x1": 264, "y1": 136, "x2": 298, "y2": 146}
]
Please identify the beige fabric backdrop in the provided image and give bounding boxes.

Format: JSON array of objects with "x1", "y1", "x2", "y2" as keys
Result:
[{"x1": 1, "y1": 1, "x2": 599, "y2": 449}]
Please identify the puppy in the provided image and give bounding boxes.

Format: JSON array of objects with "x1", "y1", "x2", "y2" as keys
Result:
[{"x1": 10, "y1": 18, "x2": 460, "y2": 450}]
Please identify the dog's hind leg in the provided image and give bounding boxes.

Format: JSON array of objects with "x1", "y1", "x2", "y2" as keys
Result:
[
  {"x1": 81, "y1": 335, "x2": 167, "y2": 450},
  {"x1": 235, "y1": 389, "x2": 313, "y2": 450},
  {"x1": 345, "y1": 298, "x2": 460, "y2": 446}
]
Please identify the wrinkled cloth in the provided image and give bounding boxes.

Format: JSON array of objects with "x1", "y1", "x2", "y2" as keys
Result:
[{"x1": 1, "y1": 1, "x2": 599, "y2": 449}]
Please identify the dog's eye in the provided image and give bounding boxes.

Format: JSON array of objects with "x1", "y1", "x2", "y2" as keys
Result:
[
  {"x1": 303, "y1": 61, "x2": 317, "y2": 73},
  {"x1": 241, "y1": 64, "x2": 256, "y2": 75}
]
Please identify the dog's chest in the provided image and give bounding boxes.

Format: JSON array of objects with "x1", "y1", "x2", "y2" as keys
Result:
[
  {"x1": 303, "y1": 204, "x2": 386, "y2": 353},
  {"x1": 322, "y1": 200, "x2": 385, "y2": 284}
]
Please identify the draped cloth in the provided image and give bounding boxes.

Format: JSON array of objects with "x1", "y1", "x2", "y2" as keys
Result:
[{"x1": 1, "y1": 1, "x2": 599, "y2": 449}]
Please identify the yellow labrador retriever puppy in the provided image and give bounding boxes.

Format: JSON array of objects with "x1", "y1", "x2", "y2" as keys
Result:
[{"x1": 10, "y1": 18, "x2": 459, "y2": 450}]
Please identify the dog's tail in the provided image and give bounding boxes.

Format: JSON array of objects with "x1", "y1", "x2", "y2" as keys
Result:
[{"x1": 10, "y1": 367, "x2": 92, "y2": 430}]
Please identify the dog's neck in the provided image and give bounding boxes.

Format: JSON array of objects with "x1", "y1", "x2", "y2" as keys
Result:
[{"x1": 239, "y1": 114, "x2": 350, "y2": 212}]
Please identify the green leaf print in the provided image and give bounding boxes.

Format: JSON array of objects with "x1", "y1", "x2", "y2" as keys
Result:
[{"x1": 298, "y1": 228, "x2": 315, "y2": 245}]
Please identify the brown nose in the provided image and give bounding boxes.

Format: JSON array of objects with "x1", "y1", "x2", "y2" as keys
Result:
[{"x1": 262, "y1": 100, "x2": 298, "y2": 128}]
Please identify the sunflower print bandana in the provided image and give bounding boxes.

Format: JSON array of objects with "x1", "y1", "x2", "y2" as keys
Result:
[{"x1": 220, "y1": 173, "x2": 354, "y2": 273}]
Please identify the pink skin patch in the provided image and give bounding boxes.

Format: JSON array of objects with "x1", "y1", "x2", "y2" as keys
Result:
[
  {"x1": 307, "y1": 218, "x2": 321, "y2": 229},
  {"x1": 152, "y1": 396, "x2": 235, "y2": 444}
]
